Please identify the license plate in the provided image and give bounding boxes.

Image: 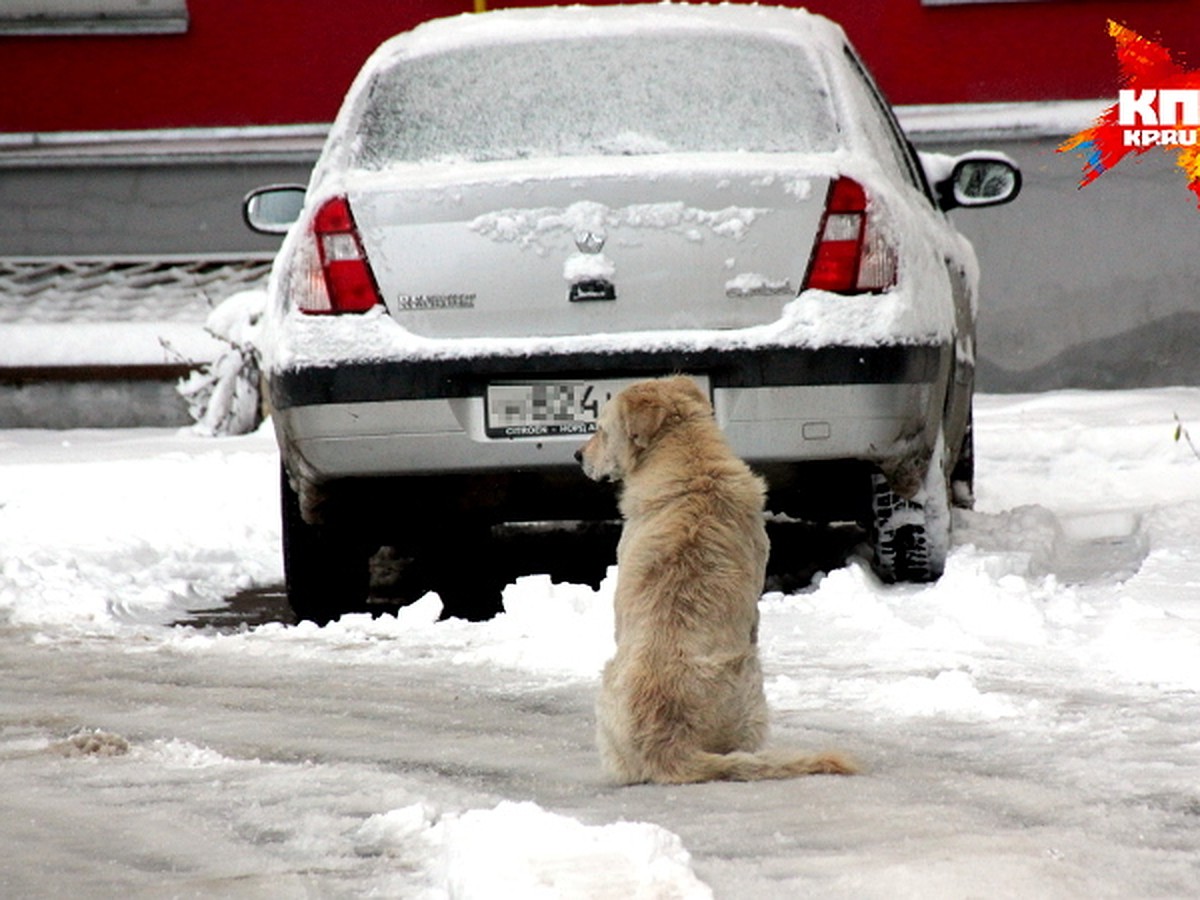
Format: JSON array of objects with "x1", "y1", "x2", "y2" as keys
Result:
[{"x1": 485, "y1": 378, "x2": 643, "y2": 438}]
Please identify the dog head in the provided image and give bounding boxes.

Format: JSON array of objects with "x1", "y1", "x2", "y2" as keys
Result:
[{"x1": 576, "y1": 376, "x2": 712, "y2": 482}]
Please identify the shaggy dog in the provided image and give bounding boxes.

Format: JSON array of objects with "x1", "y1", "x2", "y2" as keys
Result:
[{"x1": 576, "y1": 376, "x2": 857, "y2": 784}]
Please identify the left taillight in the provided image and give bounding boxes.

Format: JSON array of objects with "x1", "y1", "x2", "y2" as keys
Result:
[
  {"x1": 803, "y1": 176, "x2": 898, "y2": 295},
  {"x1": 302, "y1": 196, "x2": 381, "y2": 314}
]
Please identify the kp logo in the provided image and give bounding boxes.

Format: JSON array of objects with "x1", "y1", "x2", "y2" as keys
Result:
[
  {"x1": 1060, "y1": 21, "x2": 1200, "y2": 207},
  {"x1": 1116, "y1": 89, "x2": 1198, "y2": 146}
]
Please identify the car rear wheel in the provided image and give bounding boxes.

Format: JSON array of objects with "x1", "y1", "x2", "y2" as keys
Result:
[
  {"x1": 950, "y1": 410, "x2": 975, "y2": 510},
  {"x1": 280, "y1": 467, "x2": 372, "y2": 625},
  {"x1": 869, "y1": 434, "x2": 951, "y2": 583},
  {"x1": 424, "y1": 525, "x2": 506, "y2": 622}
]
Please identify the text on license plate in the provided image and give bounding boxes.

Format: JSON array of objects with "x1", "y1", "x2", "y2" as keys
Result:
[{"x1": 485, "y1": 379, "x2": 643, "y2": 438}]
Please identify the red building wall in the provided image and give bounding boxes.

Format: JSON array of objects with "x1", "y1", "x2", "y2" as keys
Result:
[{"x1": 4, "y1": 0, "x2": 1200, "y2": 134}]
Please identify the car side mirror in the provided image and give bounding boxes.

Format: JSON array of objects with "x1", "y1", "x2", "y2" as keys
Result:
[
  {"x1": 932, "y1": 155, "x2": 1022, "y2": 212},
  {"x1": 243, "y1": 185, "x2": 307, "y2": 234}
]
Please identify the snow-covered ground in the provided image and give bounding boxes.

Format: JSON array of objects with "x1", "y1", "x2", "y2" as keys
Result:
[{"x1": 1, "y1": 388, "x2": 1199, "y2": 898}]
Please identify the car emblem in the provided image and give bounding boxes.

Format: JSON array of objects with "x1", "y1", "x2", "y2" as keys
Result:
[{"x1": 574, "y1": 231, "x2": 606, "y2": 254}]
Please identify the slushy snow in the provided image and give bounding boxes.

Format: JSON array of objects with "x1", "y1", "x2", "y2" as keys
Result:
[{"x1": 1, "y1": 388, "x2": 1199, "y2": 897}]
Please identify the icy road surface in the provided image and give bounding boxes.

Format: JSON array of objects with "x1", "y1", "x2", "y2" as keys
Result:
[{"x1": 1, "y1": 389, "x2": 1199, "y2": 898}]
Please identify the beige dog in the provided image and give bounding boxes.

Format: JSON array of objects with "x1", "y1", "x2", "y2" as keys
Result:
[{"x1": 576, "y1": 376, "x2": 857, "y2": 784}]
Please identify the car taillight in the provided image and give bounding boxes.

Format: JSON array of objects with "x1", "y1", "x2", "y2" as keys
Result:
[
  {"x1": 803, "y1": 176, "x2": 897, "y2": 294},
  {"x1": 304, "y1": 196, "x2": 381, "y2": 314}
]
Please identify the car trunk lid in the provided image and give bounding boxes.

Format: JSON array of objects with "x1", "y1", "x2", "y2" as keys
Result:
[{"x1": 348, "y1": 160, "x2": 831, "y2": 340}]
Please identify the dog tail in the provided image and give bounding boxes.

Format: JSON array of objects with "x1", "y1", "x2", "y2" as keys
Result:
[{"x1": 663, "y1": 749, "x2": 859, "y2": 784}]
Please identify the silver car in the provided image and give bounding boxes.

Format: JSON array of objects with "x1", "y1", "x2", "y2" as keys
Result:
[{"x1": 245, "y1": 4, "x2": 1020, "y2": 623}]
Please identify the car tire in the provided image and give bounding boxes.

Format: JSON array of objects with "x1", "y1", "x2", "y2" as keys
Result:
[
  {"x1": 280, "y1": 466, "x2": 371, "y2": 625},
  {"x1": 429, "y1": 526, "x2": 506, "y2": 622},
  {"x1": 950, "y1": 408, "x2": 975, "y2": 510},
  {"x1": 869, "y1": 433, "x2": 951, "y2": 583}
]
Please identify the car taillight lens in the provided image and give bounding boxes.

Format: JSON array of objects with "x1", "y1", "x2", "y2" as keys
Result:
[
  {"x1": 303, "y1": 196, "x2": 381, "y2": 314},
  {"x1": 803, "y1": 177, "x2": 897, "y2": 294}
]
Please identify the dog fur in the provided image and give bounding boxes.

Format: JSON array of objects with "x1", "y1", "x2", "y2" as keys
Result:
[{"x1": 577, "y1": 376, "x2": 857, "y2": 784}]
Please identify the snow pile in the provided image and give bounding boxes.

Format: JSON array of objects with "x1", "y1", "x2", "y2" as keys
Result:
[
  {"x1": 265, "y1": 273, "x2": 953, "y2": 374},
  {"x1": 177, "y1": 290, "x2": 267, "y2": 436},
  {"x1": 469, "y1": 201, "x2": 770, "y2": 250},
  {"x1": 0, "y1": 427, "x2": 280, "y2": 632},
  {"x1": 0, "y1": 321, "x2": 224, "y2": 368},
  {"x1": 354, "y1": 800, "x2": 711, "y2": 899},
  {"x1": 187, "y1": 577, "x2": 616, "y2": 683}
]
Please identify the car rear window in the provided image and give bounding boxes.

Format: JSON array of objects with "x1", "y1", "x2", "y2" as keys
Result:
[{"x1": 350, "y1": 33, "x2": 839, "y2": 168}]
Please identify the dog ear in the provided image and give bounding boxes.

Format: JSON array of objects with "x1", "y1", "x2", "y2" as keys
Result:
[
  {"x1": 670, "y1": 375, "x2": 709, "y2": 407},
  {"x1": 667, "y1": 376, "x2": 713, "y2": 418},
  {"x1": 621, "y1": 391, "x2": 670, "y2": 451}
]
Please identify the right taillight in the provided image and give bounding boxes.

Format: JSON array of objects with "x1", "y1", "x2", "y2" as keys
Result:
[
  {"x1": 803, "y1": 176, "x2": 897, "y2": 294},
  {"x1": 301, "y1": 196, "x2": 381, "y2": 314}
]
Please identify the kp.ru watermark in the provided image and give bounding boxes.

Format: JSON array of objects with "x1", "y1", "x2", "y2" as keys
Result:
[
  {"x1": 1117, "y1": 89, "x2": 1199, "y2": 146},
  {"x1": 1059, "y1": 21, "x2": 1200, "y2": 207}
]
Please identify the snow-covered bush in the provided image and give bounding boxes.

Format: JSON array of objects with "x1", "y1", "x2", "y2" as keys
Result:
[{"x1": 178, "y1": 290, "x2": 267, "y2": 436}]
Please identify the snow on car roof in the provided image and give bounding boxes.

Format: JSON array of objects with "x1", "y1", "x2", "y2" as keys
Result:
[
  {"x1": 314, "y1": 2, "x2": 849, "y2": 184},
  {"x1": 369, "y1": 3, "x2": 846, "y2": 62}
]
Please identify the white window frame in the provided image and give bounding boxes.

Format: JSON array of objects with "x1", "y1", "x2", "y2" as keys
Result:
[{"x1": 0, "y1": 0, "x2": 189, "y2": 36}]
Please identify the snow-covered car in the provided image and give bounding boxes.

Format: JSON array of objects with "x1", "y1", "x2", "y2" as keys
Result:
[{"x1": 244, "y1": 4, "x2": 1020, "y2": 624}]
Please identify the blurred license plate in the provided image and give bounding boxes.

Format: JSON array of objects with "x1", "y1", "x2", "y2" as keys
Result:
[{"x1": 486, "y1": 379, "x2": 642, "y2": 438}]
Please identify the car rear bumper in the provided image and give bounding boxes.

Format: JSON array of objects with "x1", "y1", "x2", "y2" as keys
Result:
[{"x1": 269, "y1": 344, "x2": 951, "y2": 481}]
